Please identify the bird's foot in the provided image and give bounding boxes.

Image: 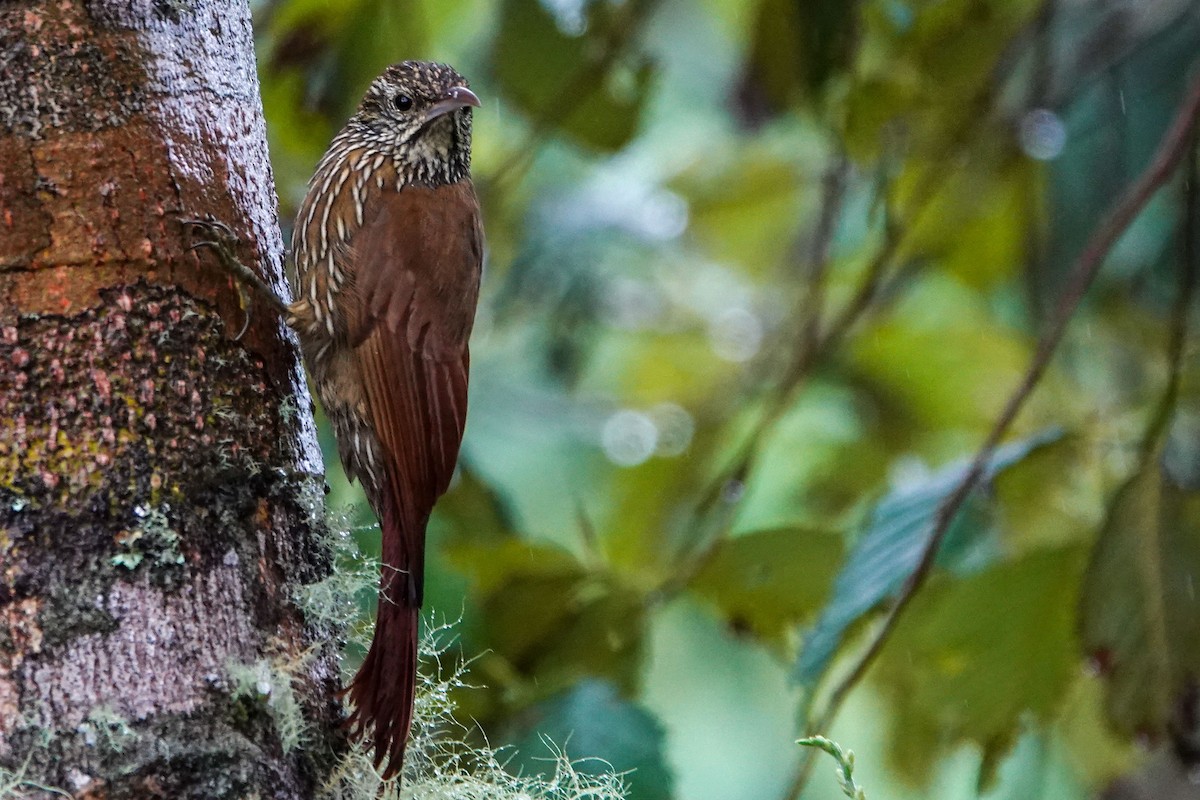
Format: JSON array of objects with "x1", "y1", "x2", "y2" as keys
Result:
[{"x1": 182, "y1": 216, "x2": 290, "y2": 340}]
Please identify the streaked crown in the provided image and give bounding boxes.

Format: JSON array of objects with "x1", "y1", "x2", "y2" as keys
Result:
[{"x1": 352, "y1": 60, "x2": 479, "y2": 186}]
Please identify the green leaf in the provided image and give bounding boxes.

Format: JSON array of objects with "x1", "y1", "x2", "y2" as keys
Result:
[
  {"x1": 445, "y1": 537, "x2": 581, "y2": 598},
  {"x1": 435, "y1": 467, "x2": 520, "y2": 545},
  {"x1": 900, "y1": 159, "x2": 1035, "y2": 289},
  {"x1": 742, "y1": 0, "x2": 860, "y2": 112},
  {"x1": 733, "y1": 382, "x2": 888, "y2": 533},
  {"x1": 690, "y1": 527, "x2": 843, "y2": 643},
  {"x1": 843, "y1": 0, "x2": 1041, "y2": 157},
  {"x1": 851, "y1": 276, "x2": 1033, "y2": 432},
  {"x1": 874, "y1": 547, "x2": 1085, "y2": 784},
  {"x1": 1079, "y1": 460, "x2": 1200, "y2": 738},
  {"x1": 673, "y1": 145, "x2": 808, "y2": 274},
  {"x1": 447, "y1": 538, "x2": 646, "y2": 702},
  {"x1": 506, "y1": 680, "x2": 674, "y2": 800},
  {"x1": 492, "y1": 0, "x2": 651, "y2": 151},
  {"x1": 793, "y1": 429, "x2": 1062, "y2": 689}
]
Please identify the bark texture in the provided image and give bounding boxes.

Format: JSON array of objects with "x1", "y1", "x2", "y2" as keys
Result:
[{"x1": 0, "y1": 0, "x2": 342, "y2": 797}]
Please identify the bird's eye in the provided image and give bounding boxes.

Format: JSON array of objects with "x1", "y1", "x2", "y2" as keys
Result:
[{"x1": 392, "y1": 94, "x2": 413, "y2": 112}]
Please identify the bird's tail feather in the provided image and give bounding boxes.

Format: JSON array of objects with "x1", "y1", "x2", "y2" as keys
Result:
[{"x1": 343, "y1": 497, "x2": 420, "y2": 782}]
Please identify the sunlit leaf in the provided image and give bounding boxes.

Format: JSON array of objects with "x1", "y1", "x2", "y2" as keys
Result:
[
  {"x1": 875, "y1": 546, "x2": 1086, "y2": 784},
  {"x1": 1053, "y1": 674, "x2": 1139, "y2": 788},
  {"x1": 851, "y1": 275, "x2": 1032, "y2": 432},
  {"x1": 673, "y1": 145, "x2": 809, "y2": 273},
  {"x1": 793, "y1": 429, "x2": 1062, "y2": 689},
  {"x1": 1079, "y1": 459, "x2": 1200, "y2": 738},
  {"x1": 690, "y1": 527, "x2": 842, "y2": 643},
  {"x1": 900, "y1": 158, "x2": 1035, "y2": 289}
]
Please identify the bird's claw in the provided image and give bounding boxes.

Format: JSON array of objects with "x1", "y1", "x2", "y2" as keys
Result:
[
  {"x1": 181, "y1": 217, "x2": 259, "y2": 341},
  {"x1": 182, "y1": 216, "x2": 238, "y2": 246}
]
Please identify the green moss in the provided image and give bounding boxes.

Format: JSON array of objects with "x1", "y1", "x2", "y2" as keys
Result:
[
  {"x1": 225, "y1": 649, "x2": 314, "y2": 756},
  {"x1": 0, "y1": 759, "x2": 70, "y2": 799},
  {"x1": 81, "y1": 707, "x2": 139, "y2": 754}
]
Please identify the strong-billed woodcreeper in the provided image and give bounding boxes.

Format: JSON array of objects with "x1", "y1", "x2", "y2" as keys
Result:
[{"x1": 190, "y1": 60, "x2": 483, "y2": 780}]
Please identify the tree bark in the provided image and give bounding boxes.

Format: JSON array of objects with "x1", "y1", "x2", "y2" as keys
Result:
[{"x1": 0, "y1": 1, "x2": 342, "y2": 797}]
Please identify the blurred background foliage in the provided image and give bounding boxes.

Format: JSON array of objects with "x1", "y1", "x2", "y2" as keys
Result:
[{"x1": 252, "y1": 0, "x2": 1200, "y2": 797}]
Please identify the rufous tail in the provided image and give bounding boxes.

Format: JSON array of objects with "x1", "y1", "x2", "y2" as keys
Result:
[{"x1": 343, "y1": 498, "x2": 422, "y2": 782}]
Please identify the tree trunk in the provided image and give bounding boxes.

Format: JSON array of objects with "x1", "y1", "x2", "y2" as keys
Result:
[{"x1": 0, "y1": 1, "x2": 342, "y2": 797}]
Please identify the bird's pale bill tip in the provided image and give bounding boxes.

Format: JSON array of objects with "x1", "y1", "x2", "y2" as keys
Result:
[
  {"x1": 425, "y1": 86, "x2": 481, "y2": 122},
  {"x1": 447, "y1": 86, "x2": 481, "y2": 108}
]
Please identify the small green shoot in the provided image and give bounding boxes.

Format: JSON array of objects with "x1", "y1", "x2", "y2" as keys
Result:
[{"x1": 797, "y1": 736, "x2": 867, "y2": 800}]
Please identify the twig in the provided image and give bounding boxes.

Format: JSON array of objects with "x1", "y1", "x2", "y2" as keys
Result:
[
  {"x1": 1139, "y1": 125, "x2": 1199, "y2": 460},
  {"x1": 787, "y1": 66, "x2": 1200, "y2": 800},
  {"x1": 666, "y1": 3, "x2": 1056, "y2": 603},
  {"x1": 800, "y1": 155, "x2": 851, "y2": 353},
  {"x1": 679, "y1": 48, "x2": 1012, "y2": 563}
]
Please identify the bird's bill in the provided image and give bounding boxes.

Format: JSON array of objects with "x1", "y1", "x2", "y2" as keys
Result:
[{"x1": 425, "y1": 86, "x2": 481, "y2": 122}]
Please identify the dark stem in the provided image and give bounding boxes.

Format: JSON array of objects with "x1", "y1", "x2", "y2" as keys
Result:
[
  {"x1": 800, "y1": 155, "x2": 851, "y2": 353},
  {"x1": 678, "y1": 35, "x2": 1020, "y2": 574},
  {"x1": 1139, "y1": 126, "x2": 1200, "y2": 461}
]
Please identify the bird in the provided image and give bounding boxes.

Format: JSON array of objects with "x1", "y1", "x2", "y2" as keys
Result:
[{"x1": 188, "y1": 60, "x2": 483, "y2": 781}]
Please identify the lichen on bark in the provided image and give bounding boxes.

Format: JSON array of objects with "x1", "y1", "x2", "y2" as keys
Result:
[{"x1": 0, "y1": 283, "x2": 343, "y2": 797}]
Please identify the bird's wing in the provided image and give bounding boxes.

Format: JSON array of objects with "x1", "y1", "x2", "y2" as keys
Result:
[
  {"x1": 337, "y1": 180, "x2": 482, "y2": 781},
  {"x1": 345, "y1": 180, "x2": 483, "y2": 586}
]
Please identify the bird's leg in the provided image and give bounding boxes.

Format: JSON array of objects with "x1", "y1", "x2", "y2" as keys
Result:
[{"x1": 183, "y1": 217, "x2": 291, "y2": 340}]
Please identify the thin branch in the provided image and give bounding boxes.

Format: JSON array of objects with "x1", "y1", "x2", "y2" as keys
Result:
[
  {"x1": 667, "y1": 4, "x2": 1057, "y2": 601},
  {"x1": 1140, "y1": 126, "x2": 1199, "y2": 460},
  {"x1": 800, "y1": 155, "x2": 851, "y2": 353},
  {"x1": 787, "y1": 66, "x2": 1200, "y2": 800},
  {"x1": 683, "y1": 57, "x2": 1009, "y2": 536}
]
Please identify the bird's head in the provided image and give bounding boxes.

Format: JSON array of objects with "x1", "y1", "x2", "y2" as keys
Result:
[{"x1": 355, "y1": 60, "x2": 480, "y2": 185}]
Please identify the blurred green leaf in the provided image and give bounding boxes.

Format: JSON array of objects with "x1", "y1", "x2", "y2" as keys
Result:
[
  {"x1": 734, "y1": 382, "x2": 887, "y2": 532},
  {"x1": 851, "y1": 275, "x2": 1032, "y2": 432},
  {"x1": 741, "y1": 0, "x2": 860, "y2": 113},
  {"x1": 492, "y1": 0, "x2": 652, "y2": 151},
  {"x1": 674, "y1": 145, "x2": 808, "y2": 273},
  {"x1": 875, "y1": 546, "x2": 1086, "y2": 784},
  {"x1": 901, "y1": 158, "x2": 1034, "y2": 289},
  {"x1": 446, "y1": 537, "x2": 581, "y2": 598},
  {"x1": 260, "y1": 0, "x2": 428, "y2": 119},
  {"x1": 1079, "y1": 459, "x2": 1200, "y2": 738},
  {"x1": 844, "y1": 0, "x2": 1041, "y2": 158},
  {"x1": 507, "y1": 680, "x2": 674, "y2": 800},
  {"x1": 601, "y1": 455, "x2": 699, "y2": 583},
  {"x1": 793, "y1": 429, "x2": 1062, "y2": 689},
  {"x1": 993, "y1": 434, "x2": 1104, "y2": 553},
  {"x1": 437, "y1": 467, "x2": 520, "y2": 545},
  {"x1": 448, "y1": 537, "x2": 646, "y2": 704},
  {"x1": 690, "y1": 527, "x2": 842, "y2": 643}
]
